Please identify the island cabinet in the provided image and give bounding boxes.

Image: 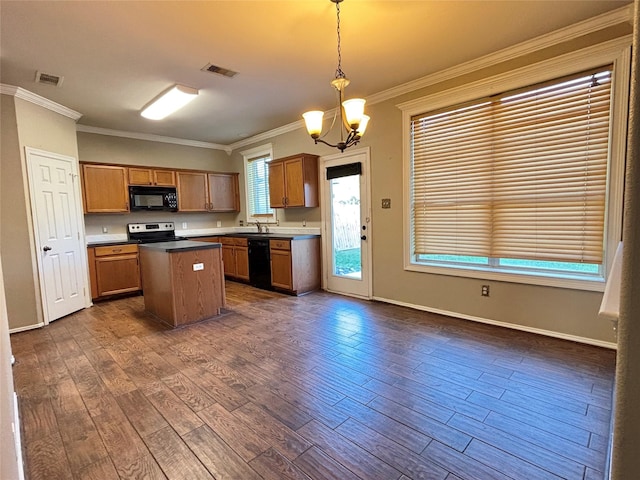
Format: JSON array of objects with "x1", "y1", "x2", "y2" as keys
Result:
[
  {"x1": 268, "y1": 153, "x2": 319, "y2": 208},
  {"x1": 128, "y1": 167, "x2": 176, "y2": 186},
  {"x1": 139, "y1": 241, "x2": 225, "y2": 328},
  {"x1": 270, "y1": 237, "x2": 320, "y2": 295},
  {"x1": 87, "y1": 244, "x2": 141, "y2": 300},
  {"x1": 176, "y1": 171, "x2": 240, "y2": 212},
  {"x1": 220, "y1": 237, "x2": 249, "y2": 281},
  {"x1": 81, "y1": 164, "x2": 129, "y2": 213}
]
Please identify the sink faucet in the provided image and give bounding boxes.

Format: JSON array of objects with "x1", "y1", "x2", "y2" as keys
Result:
[{"x1": 255, "y1": 220, "x2": 262, "y2": 233}]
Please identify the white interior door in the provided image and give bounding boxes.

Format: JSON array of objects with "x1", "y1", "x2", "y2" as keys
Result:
[
  {"x1": 26, "y1": 148, "x2": 87, "y2": 322},
  {"x1": 321, "y1": 148, "x2": 372, "y2": 299}
]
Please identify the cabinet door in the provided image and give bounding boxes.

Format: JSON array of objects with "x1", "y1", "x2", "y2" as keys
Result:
[
  {"x1": 153, "y1": 170, "x2": 176, "y2": 186},
  {"x1": 221, "y1": 245, "x2": 236, "y2": 276},
  {"x1": 268, "y1": 161, "x2": 286, "y2": 208},
  {"x1": 177, "y1": 172, "x2": 208, "y2": 211},
  {"x1": 82, "y1": 164, "x2": 129, "y2": 213},
  {"x1": 95, "y1": 254, "x2": 141, "y2": 296},
  {"x1": 270, "y1": 249, "x2": 293, "y2": 290},
  {"x1": 284, "y1": 158, "x2": 305, "y2": 207},
  {"x1": 208, "y1": 173, "x2": 240, "y2": 212},
  {"x1": 235, "y1": 246, "x2": 250, "y2": 281},
  {"x1": 128, "y1": 167, "x2": 153, "y2": 185}
]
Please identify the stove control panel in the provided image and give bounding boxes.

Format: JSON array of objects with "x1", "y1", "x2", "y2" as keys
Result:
[{"x1": 128, "y1": 222, "x2": 176, "y2": 233}]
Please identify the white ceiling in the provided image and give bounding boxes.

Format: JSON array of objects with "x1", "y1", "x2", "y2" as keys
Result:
[{"x1": 0, "y1": 0, "x2": 632, "y2": 147}]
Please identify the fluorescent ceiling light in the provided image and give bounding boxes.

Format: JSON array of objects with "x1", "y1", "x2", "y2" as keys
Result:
[{"x1": 141, "y1": 84, "x2": 198, "y2": 120}]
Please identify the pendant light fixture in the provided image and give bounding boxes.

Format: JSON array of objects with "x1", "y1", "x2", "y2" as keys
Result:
[{"x1": 303, "y1": 0, "x2": 369, "y2": 152}]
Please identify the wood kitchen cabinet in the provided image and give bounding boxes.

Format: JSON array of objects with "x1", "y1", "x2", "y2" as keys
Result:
[
  {"x1": 220, "y1": 237, "x2": 249, "y2": 281},
  {"x1": 269, "y1": 237, "x2": 320, "y2": 295},
  {"x1": 176, "y1": 171, "x2": 208, "y2": 211},
  {"x1": 87, "y1": 244, "x2": 141, "y2": 299},
  {"x1": 268, "y1": 153, "x2": 319, "y2": 208},
  {"x1": 177, "y1": 171, "x2": 240, "y2": 212},
  {"x1": 128, "y1": 167, "x2": 176, "y2": 186},
  {"x1": 208, "y1": 173, "x2": 240, "y2": 211},
  {"x1": 81, "y1": 164, "x2": 129, "y2": 213}
]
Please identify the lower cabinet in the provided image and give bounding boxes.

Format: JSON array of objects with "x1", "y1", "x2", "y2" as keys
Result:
[
  {"x1": 88, "y1": 244, "x2": 141, "y2": 299},
  {"x1": 220, "y1": 237, "x2": 249, "y2": 281},
  {"x1": 270, "y1": 238, "x2": 320, "y2": 295}
]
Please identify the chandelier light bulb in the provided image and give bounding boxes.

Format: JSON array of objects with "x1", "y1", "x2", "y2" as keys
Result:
[
  {"x1": 303, "y1": 111, "x2": 325, "y2": 138},
  {"x1": 342, "y1": 98, "x2": 366, "y2": 129}
]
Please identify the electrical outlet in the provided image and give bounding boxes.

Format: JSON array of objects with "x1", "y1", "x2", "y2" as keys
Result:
[
  {"x1": 182, "y1": 222, "x2": 188, "y2": 229},
  {"x1": 382, "y1": 198, "x2": 391, "y2": 209},
  {"x1": 102, "y1": 226, "x2": 108, "y2": 233},
  {"x1": 481, "y1": 285, "x2": 490, "y2": 297},
  {"x1": 216, "y1": 220, "x2": 221, "y2": 228}
]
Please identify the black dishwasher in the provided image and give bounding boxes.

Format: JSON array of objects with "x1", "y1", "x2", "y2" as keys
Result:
[{"x1": 248, "y1": 238, "x2": 272, "y2": 290}]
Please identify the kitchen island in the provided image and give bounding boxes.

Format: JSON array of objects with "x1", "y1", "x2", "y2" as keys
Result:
[{"x1": 139, "y1": 240, "x2": 225, "y2": 328}]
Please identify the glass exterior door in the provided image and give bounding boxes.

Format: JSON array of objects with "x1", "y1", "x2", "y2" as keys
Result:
[{"x1": 323, "y1": 151, "x2": 370, "y2": 298}]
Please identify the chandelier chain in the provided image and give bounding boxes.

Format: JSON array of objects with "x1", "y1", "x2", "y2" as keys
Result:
[{"x1": 335, "y1": 1, "x2": 345, "y2": 79}]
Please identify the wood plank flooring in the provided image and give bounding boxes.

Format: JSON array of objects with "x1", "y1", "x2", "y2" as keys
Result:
[{"x1": 10, "y1": 282, "x2": 615, "y2": 480}]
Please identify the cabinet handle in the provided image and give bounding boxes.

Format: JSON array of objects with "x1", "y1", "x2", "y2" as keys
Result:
[
  {"x1": 113, "y1": 248, "x2": 122, "y2": 253},
  {"x1": 282, "y1": 197, "x2": 286, "y2": 206}
]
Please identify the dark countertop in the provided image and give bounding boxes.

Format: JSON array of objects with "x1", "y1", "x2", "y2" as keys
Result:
[
  {"x1": 139, "y1": 240, "x2": 222, "y2": 253},
  {"x1": 189, "y1": 233, "x2": 320, "y2": 241},
  {"x1": 87, "y1": 240, "x2": 139, "y2": 247}
]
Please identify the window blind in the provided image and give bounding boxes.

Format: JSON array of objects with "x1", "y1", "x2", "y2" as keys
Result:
[
  {"x1": 411, "y1": 67, "x2": 612, "y2": 264},
  {"x1": 247, "y1": 155, "x2": 274, "y2": 217}
]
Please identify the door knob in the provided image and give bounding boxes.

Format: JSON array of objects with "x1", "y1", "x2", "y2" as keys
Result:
[
  {"x1": 360, "y1": 235, "x2": 367, "y2": 241},
  {"x1": 43, "y1": 246, "x2": 52, "y2": 252}
]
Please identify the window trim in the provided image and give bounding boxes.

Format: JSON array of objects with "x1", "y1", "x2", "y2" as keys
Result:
[
  {"x1": 241, "y1": 143, "x2": 276, "y2": 224},
  {"x1": 399, "y1": 38, "x2": 631, "y2": 292}
]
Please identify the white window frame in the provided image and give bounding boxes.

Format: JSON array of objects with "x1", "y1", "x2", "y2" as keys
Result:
[
  {"x1": 241, "y1": 143, "x2": 277, "y2": 224},
  {"x1": 399, "y1": 38, "x2": 631, "y2": 292}
]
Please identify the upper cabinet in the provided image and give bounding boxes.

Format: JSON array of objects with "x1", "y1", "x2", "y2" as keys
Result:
[
  {"x1": 176, "y1": 171, "x2": 209, "y2": 211},
  {"x1": 81, "y1": 162, "x2": 239, "y2": 214},
  {"x1": 208, "y1": 173, "x2": 240, "y2": 212},
  {"x1": 81, "y1": 164, "x2": 129, "y2": 213},
  {"x1": 268, "y1": 153, "x2": 319, "y2": 208},
  {"x1": 177, "y1": 171, "x2": 240, "y2": 212},
  {"x1": 128, "y1": 167, "x2": 176, "y2": 186}
]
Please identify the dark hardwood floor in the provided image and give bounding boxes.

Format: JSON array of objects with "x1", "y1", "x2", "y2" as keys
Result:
[{"x1": 11, "y1": 282, "x2": 615, "y2": 480}]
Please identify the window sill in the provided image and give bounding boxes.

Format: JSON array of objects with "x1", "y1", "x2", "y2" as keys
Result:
[{"x1": 405, "y1": 261, "x2": 605, "y2": 292}]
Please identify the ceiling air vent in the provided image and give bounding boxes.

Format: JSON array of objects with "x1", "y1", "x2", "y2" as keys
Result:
[
  {"x1": 35, "y1": 71, "x2": 64, "y2": 87},
  {"x1": 201, "y1": 63, "x2": 238, "y2": 78}
]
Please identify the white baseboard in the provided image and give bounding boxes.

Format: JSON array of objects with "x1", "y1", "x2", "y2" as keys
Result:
[
  {"x1": 9, "y1": 323, "x2": 44, "y2": 335},
  {"x1": 372, "y1": 296, "x2": 617, "y2": 350},
  {"x1": 13, "y1": 392, "x2": 25, "y2": 480}
]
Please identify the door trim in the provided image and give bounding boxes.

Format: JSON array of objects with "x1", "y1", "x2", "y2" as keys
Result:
[
  {"x1": 319, "y1": 147, "x2": 372, "y2": 299},
  {"x1": 25, "y1": 147, "x2": 91, "y2": 325}
]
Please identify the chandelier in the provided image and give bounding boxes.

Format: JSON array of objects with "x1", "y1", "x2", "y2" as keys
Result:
[{"x1": 302, "y1": 0, "x2": 370, "y2": 152}]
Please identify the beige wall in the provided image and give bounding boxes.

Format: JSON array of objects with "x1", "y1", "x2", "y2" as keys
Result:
[
  {"x1": 78, "y1": 131, "x2": 322, "y2": 234},
  {"x1": 0, "y1": 94, "x2": 81, "y2": 330},
  {"x1": 229, "y1": 24, "x2": 633, "y2": 345},
  {"x1": 0, "y1": 109, "x2": 23, "y2": 479},
  {"x1": 78, "y1": 132, "x2": 244, "y2": 235}
]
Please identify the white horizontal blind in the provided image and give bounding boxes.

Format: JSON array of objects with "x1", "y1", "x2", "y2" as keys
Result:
[
  {"x1": 411, "y1": 67, "x2": 612, "y2": 264},
  {"x1": 247, "y1": 154, "x2": 274, "y2": 218}
]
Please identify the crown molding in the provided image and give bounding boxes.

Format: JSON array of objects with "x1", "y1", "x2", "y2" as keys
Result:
[
  {"x1": 367, "y1": 4, "x2": 634, "y2": 106},
  {"x1": 228, "y1": 121, "x2": 302, "y2": 152},
  {"x1": 0, "y1": 84, "x2": 82, "y2": 120},
  {"x1": 76, "y1": 125, "x2": 233, "y2": 154}
]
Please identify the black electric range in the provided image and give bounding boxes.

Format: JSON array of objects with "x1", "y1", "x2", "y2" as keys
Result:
[{"x1": 127, "y1": 222, "x2": 188, "y2": 243}]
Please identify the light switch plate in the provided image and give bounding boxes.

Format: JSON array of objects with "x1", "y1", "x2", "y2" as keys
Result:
[
  {"x1": 216, "y1": 220, "x2": 222, "y2": 227},
  {"x1": 193, "y1": 263, "x2": 204, "y2": 271},
  {"x1": 382, "y1": 198, "x2": 391, "y2": 209}
]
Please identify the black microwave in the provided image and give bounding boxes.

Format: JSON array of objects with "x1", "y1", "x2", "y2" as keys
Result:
[{"x1": 129, "y1": 185, "x2": 178, "y2": 211}]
